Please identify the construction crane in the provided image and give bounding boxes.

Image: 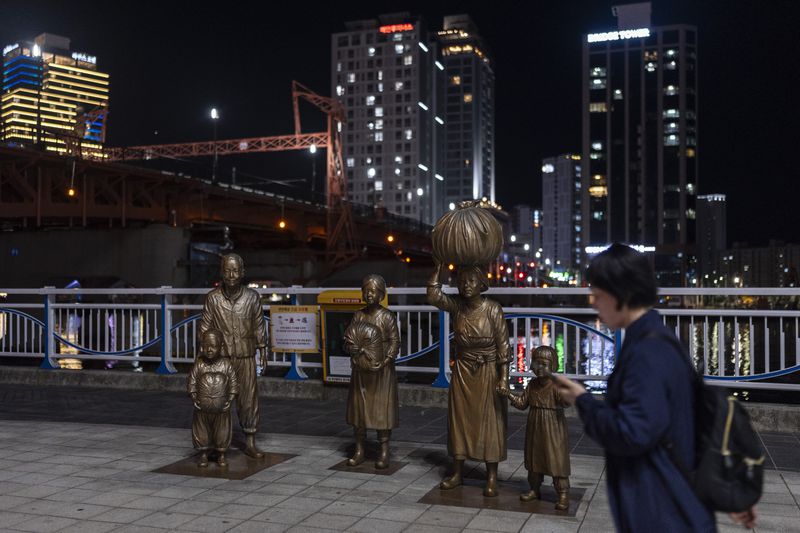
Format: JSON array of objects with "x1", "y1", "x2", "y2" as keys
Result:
[{"x1": 104, "y1": 82, "x2": 358, "y2": 269}]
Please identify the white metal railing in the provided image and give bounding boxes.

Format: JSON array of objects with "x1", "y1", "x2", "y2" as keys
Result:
[{"x1": 1, "y1": 286, "x2": 799, "y2": 390}]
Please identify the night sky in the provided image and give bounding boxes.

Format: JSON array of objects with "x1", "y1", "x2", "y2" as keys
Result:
[{"x1": 1, "y1": 1, "x2": 797, "y2": 246}]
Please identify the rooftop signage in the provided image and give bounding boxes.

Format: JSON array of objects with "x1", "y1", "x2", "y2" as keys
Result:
[
  {"x1": 585, "y1": 244, "x2": 656, "y2": 254},
  {"x1": 587, "y1": 28, "x2": 650, "y2": 43},
  {"x1": 71, "y1": 52, "x2": 96, "y2": 64},
  {"x1": 3, "y1": 43, "x2": 19, "y2": 56},
  {"x1": 379, "y1": 23, "x2": 414, "y2": 34}
]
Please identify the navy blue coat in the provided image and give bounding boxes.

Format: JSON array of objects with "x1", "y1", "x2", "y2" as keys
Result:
[{"x1": 576, "y1": 310, "x2": 716, "y2": 532}]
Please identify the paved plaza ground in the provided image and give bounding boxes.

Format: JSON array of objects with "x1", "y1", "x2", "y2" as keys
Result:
[{"x1": 0, "y1": 385, "x2": 798, "y2": 532}]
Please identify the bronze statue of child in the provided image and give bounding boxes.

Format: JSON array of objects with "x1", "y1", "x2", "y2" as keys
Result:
[
  {"x1": 505, "y1": 345, "x2": 571, "y2": 510},
  {"x1": 188, "y1": 329, "x2": 239, "y2": 467}
]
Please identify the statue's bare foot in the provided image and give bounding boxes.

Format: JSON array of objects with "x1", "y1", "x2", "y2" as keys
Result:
[
  {"x1": 520, "y1": 489, "x2": 539, "y2": 502},
  {"x1": 244, "y1": 434, "x2": 265, "y2": 458},
  {"x1": 439, "y1": 473, "x2": 462, "y2": 490},
  {"x1": 197, "y1": 453, "x2": 209, "y2": 468}
]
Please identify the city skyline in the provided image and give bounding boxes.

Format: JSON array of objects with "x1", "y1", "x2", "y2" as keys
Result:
[{"x1": 0, "y1": 1, "x2": 796, "y2": 246}]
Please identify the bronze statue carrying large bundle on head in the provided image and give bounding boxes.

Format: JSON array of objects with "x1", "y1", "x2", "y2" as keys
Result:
[
  {"x1": 431, "y1": 200, "x2": 503, "y2": 267},
  {"x1": 427, "y1": 200, "x2": 510, "y2": 497}
]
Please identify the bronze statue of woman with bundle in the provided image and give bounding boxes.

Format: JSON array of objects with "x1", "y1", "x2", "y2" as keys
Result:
[{"x1": 427, "y1": 200, "x2": 510, "y2": 497}]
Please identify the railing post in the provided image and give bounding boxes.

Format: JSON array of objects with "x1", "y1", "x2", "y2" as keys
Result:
[
  {"x1": 156, "y1": 287, "x2": 176, "y2": 374},
  {"x1": 40, "y1": 287, "x2": 57, "y2": 369},
  {"x1": 284, "y1": 290, "x2": 307, "y2": 380},
  {"x1": 432, "y1": 310, "x2": 450, "y2": 388}
]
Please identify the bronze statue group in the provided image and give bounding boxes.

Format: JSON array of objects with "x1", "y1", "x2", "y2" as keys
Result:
[{"x1": 187, "y1": 201, "x2": 573, "y2": 511}]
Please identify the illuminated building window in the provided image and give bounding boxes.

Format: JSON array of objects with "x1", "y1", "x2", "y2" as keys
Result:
[
  {"x1": 395, "y1": 44, "x2": 404, "y2": 54},
  {"x1": 375, "y1": 119, "x2": 383, "y2": 130},
  {"x1": 377, "y1": 70, "x2": 383, "y2": 80},
  {"x1": 589, "y1": 102, "x2": 607, "y2": 113},
  {"x1": 590, "y1": 152, "x2": 604, "y2": 160},
  {"x1": 366, "y1": 95, "x2": 375, "y2": 106},
  {"x1": 450, "y1": 75, "x2": 461, "y2": 85},
  {"x1": 666, "y1": 49, "x2": 677, "y2": 57},
  {"x1": 394, "y1": 155, "x2": 402, "y2": 163},
  {"x1": 590, "y1": 67, "x2": 606, "y2": 77},
  {"x1": 591, "y1": 141, "x2": 603, "y2": 151},
  {"x1": 686, "y1": 208, "x2": 696, "y2": 220},
  {"x1": 403, "y1": 55, "x2": 412, "y2": 66},
  {"x1": 686, "y1": 148, "x2": 696, "y2": 158},
  {"x1": 367, "y1": 122, "x2": 375, "y2": 130},
  {"x1": 613, "y1": 89, "x2": 623, "y2": 100},
  {"x1": 404, "y1": 129, "x2": 413, "y2": 140},
  {"x1": 375, "y1": 180, "x2": 383, "y2": 191},
  {"x1": 375, "y1": 107, "x2": 383, "y2": 117},
  {"x1": 591, "y1": 78, "x2": 606, "y2": 89},
  {"x1": 463, "y1": 93, "x2": 473, "y2": 103},
  {"x1": 347, "y1": 72, "x2": 355, "y2": 83},
  {"x1": 663, "y1": 109, "x2": 679, "y2": 118},
  {"x1": 665, "y1": 122, "x2": 679, "y2": 133},
  {"x1": 336, "y1": 62, "x2": 342, "y2": 72},
  {"x1": 336, "y1": 85, "x2": 344, "y2": 96},
  {"x1": 645, "y1": 62, "x2": 657, "y2": 72},
  {"x1": 377, "y1": 82, "x2": 383, "y2": 92},
  {"x1": 346, "y1": 157, "x2": 355, "y2": 168},
  {"x1": 665, "y1": 60, "x2": 677, "y2": 70},
  {"x1": 644, "y1": 50, "x2": 658, "y2": 61},
  {"x1": 393, "y1": 33, "x2": 403, "y2": 42},
  {"x1": 592, "y1": 211, "x2": 604, "y2": 220},
  {"x1": 663, "y1": 134, "x2": 679, "y2": 146},
  {"x1": 368, "y1": 47, "x2": 376, "y2": 57},
  {"x1": 394, "y1": 81, "x2": 404, "y2": 91},
  {"x1": 664, "y1": 85, "x2": 678, "y2": 96},
  {"x1": 589, "y1": 186, "x2": 608, "y2": 198}
]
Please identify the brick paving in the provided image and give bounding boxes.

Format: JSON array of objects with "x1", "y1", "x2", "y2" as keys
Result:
[{"x1": 0, "y1": 384, "x2": 798, "y2": 531}]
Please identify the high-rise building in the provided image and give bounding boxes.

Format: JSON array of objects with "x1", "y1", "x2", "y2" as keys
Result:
[
  {"x1": 332, "y1": 14, "x2": 437, "y2": 223},
  {"x1": 332, "y1": 13, "x2": 495, "y2": 225},
  {"x1": 1, "y1": 33, "x2": 109, "y2": 157},
  {"x1": 695, "y1": 194, "x2": 726, "y2": 282},
  {"x1": 434, "y1": 15, "x2": 495, "y2": 218},
  {"x1": 511, "y1": 204, "x2": 542, "y2": 254},
  {"x1": 542, "y1": 154, "x2": 583, "y2": 274},
  {"x1": 581, "y1": 2, "x2": 698, "y2": 284}
]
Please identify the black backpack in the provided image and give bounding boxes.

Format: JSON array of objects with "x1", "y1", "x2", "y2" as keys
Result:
[{"x1": 653, "y1": 331, "x2": 765, "y2": 512}]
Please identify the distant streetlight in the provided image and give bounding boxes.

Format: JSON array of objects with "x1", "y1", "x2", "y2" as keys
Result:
[
  {"x1": 309, "y1": 144, "x2": 318, "y2": 196},
  {"x1": 210, "y1": 108, "x2": 220, "y2": 183}
]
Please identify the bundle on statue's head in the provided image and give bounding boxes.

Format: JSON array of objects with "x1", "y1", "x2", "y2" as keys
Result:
[{"x1": 431, "y1": 199, "x2": 503, "y2": 268}]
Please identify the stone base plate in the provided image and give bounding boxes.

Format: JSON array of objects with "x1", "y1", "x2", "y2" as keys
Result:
[
  {"x1": 153, "y1": 450, "x2": 296, "y2": 480},
  {"x1": 418, "y1": 478, "x2": 585, "y2": 516},
  {"x1": 329, "y1": 458, "x2": 408, "y2": 476}
]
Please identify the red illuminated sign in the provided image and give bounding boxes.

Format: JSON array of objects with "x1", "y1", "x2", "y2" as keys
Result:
[{"x1": 379, "y1": 23, "x2": 414, "y2": 34}]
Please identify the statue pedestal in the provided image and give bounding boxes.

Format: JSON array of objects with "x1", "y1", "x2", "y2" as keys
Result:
[
  {"x1": 418, "y1": 478, "x2": 585, "y2": 516},
  {"x1": 329, "y1": 459, "x2": 408, "y2": 476},
  {"x1": 153, "y1": 450, "x2": 296, "y2": 481}
]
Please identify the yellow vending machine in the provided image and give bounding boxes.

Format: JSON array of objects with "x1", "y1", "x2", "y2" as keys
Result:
[{"x1": 317, "y1": 289, "x2": 387, "y2": 384}]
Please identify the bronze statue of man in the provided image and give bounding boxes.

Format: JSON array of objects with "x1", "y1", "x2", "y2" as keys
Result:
[
  {"x1": 343, "y1": 274, "x2": 400, "y2": 469},
  {"x1": 199, "y1": 253, "x2": 267, "y2": 458},
  {"x1": 427, "y1": 262, "x2": 510, "y2": 497}
]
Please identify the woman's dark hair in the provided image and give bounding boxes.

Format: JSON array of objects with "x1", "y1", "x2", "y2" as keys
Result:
[{"x1": 586, "y1": 243, "x2": 657, "y2": 310}]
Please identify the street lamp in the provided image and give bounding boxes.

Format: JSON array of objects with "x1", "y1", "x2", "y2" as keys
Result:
[
  {"x1": 309, "y1": 144, "x2": 317, "y2": 196},
  {"x1": 210, "y1": 108, "x2": 219, "y2": 183}
]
